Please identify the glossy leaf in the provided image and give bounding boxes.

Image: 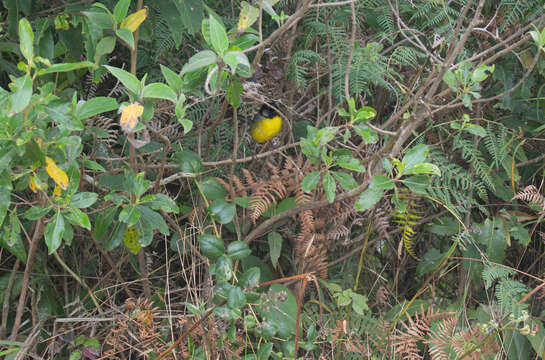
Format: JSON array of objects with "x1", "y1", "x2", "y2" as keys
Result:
[
  {"x1": 198, "y1": 234, "x2": 225, "y2": 260},
  {"x1": 76, "y1": 97, "x2": 118, "y2": 121},
  {"x1": 227, "y1": 241, "x2": 251, "y2": 260},
  {"x1": 208, "y1": 15, "x2": 228, "y2": 55},
  {"x1": 120, "y1": 8, "x2": 148, "y2": 32},
  {"x1": 209, "y1": 199, "x2": 235, "y2": 224},
  {"x1": 181, "y1": 50, "x2": 217, "y2": 74},
  {"x1": 19, "y1": 18, "x2": 34, "y2": 62},
  {"x1": 44, "y1": 211, "x2": 65, "y2": 254},
  {"x1": 268, "y1": 232, "x2": 282, "y2": 269},
  {"x1": 42, "y1": 61, "x2": 95, "y2": 74},
  {"x1": 104, "y1": 65, "x2": 140, "y2": 94},
  {"x1": 142, "y1": 83, "x2": 177, "y2": 103},
  {"x1": 45, "y1": 157, "x2": 69, "y2": 190},
  {"x1": 322, "y1": 172, "x2": 336, "y2": 203}
]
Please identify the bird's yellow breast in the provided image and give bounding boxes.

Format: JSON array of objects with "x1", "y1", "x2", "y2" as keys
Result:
[{"x1": 250, "y1": 115, "x2": 282, "y2": 143}]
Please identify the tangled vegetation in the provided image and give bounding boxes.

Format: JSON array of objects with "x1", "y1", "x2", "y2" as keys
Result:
[{"x1": 1, "y1": 0, "x2": 545, "y2": 359}]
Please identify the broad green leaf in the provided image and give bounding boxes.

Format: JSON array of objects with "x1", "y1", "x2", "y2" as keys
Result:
[
  {"x1": 104, "y1": 65, "x2": 140, "y2": 94},
  {"x1": 256, "y1": 284, "x2": 298, "y2": 339},
  {"x1": 208, "y1": 15, "x2": 228, "y2": 55},
  {"x1": 24, "y1": 206, "x2": 51, "y2": 221},
  {"x1": 113, "y1": 0, "x2": 130, "y2": 23},
  {"x1": 19, "y1": 18, "x2": 34, "y2": 62},
  {"x1": 355, "y1": 188, "x2": 383, "y2": 212},
  {"x1": 44, "y1": 211, "x2": 65, "y2": 254},
  {"x1": 10, "y1": 74, "x2": 32, "y2": 115},
  {"x1": 83, "y1": 11, "x2": 114, "y2": 30},
  {"x1": 94, "y1": 207, "x2": 117, "y2": 242},
  {"x1": 464, "y1": 124, "x2": 487, "y2": 137},
  {"x1": 227, "y1": 286, "x2": 246, "y2": 309},
  {"x1": 336, "y1": 156, "x2": 366, "y2": 172},
  {"x1": 323, "y1": 172, "x2": 336, "y2": 203},
  {"x1": 443, "y1": 69, "x2": 457, "y2": 90},
  {"x1": 64, "y1": 208, "x2": 91, "y2": 230},
  {"x1": 331, "y1": 171, "x2": 357, "y2": 191},
  {"x1": 160, "y1": 65, "x2": 183, "y2": 94},
  {"x1": 142, "y1": 83, "x2": 177, "y2": 103},
  {"x1": 141, "y1": 193, "x2": 179, "y2": 213},
  {"x1": 354, "y1": 124, "x2": 378, "y2": 144},
  {"x1": 227, "y1": 78, "x2": 243, "y2": 107},
  {"x1": 138, "y1": 205, "x2": 169, "y2": 235},
  {"x1": 402, "y1": 174, "x2": 430, "y2": 194},
  {"x1": 216, "y1": 255, "x2": 233, "y2": 281},
  {"x1": 370, "y1": 174, "x2": 395, "y2": 190},
  {"x1": 173, "y1": 150, "x2": 203, "y2": 174},
  {"x1": 94, "y1": 36, "x2": 116, "y2": 63},
  {"x1": 301, "y1": 171, "x2": 321, "y2": 193},
  {"x1": 239, "y1": 266, "x2": 261, "y2": 288},
  {"x1": 104, "y1": 221, "x2": 126, "y2": 251},
  {"x1": 402, "y1": 144, "x2": 429, "y2": 171},
  {"x1": 42, "y1": 61, "x2": 95, "y2": 74},
  {"x1": 198, "y1": 234, "x2": 225, "y2": 260},
  {"x1": 209, "y1": 199, "x2": 235, "y2": 224},
  {"x1": 223, "y1": 50, "x2": 250, "y2": 74},
  {"x1": 268, "y1": 232, "x2": 282, "y2": 269},
  {"x1": 69, "y1": 192, "x2": 98, "y2": 208},
  {"x1": 354, "y1": 106, "x2": 377, "y2": 123},
  {"x1": 402, "y1": 162, "x2": 441, "y2": 176},
  {"x1": 134, "y1": 214, "x2": 154, "y2": 246},
  {"x1": 119, "y1": 204, "x2": 141, "y2": 225},
  {"x1": 471, "y1": 64, "x2": 494, "y2": 83},
  {"x1": 0, "y1": 186, "x2": 9, "y2": 228},
  {"x1": 181, "y1": 50, "x2": 217, "y2": 74},
  {"x1": 351, "y1": 293, "x2": 368, "y2": 315},
  {"x1": 200, "y1": 177, "x2": 227, "y2": 200},
  {"x1": 227, "y1": 241, "x2": 251, "y2": 260},
  {"x1": 76, "y1": 97, "x2": 118, "y2": 121},
  {"x1": 115, "y1": 28, "x2": 134, "y2": 50}
]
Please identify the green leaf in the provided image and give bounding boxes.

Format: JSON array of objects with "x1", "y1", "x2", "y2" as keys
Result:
[
  {"x1": 76, "y1": 97, "x2": 118, "y2": 121},
  {"x1": 179, "y1": 119, "x2": 193, "y2": 134},
  {"x1": 24, "y1": 206, "x2": 51, "y2": 221},
  {"x1": 336, "y1": 156, "x2": 366, "y2": 172},
  {"x1": 227, "y1": 78, "x2": 243, "y2": 108},
  {"x1": 114, "y1": 0, "x2": 130, "y2": 23},
  {"x1": 351, "y1": 293, "x2": 368, "y2": 315},
  {"x1": 94, "y1": 36, "x2": 116, "y2": 63},
  {"x1": 256, "y1": 284, "x2": 298, "y2": 339},
  {"x1": 19, "y1": 18, "x2": 34, "y2": 62},
  {"x1": 173, "y1": 150, "x2": 203, "y2": 174},
  {"x1": 0, "y1": 188, "x2": 8, "y2": 228},
  {"x1": 64, "y1": 208, "x2": 91, "y2": 230},
  {"x1": 216, "y1": 255, "x2": 233, "y2": 281},
  {"x1": 227, "y1": 286, "x2": 246, "y2": 309},
  {"x1": 200, "y1": 177, "x2": 227, "y2": 200},
  {"x1": 142, "y1": 83, "x2": 177, "y2": 103},
  {"x1": 227, "y1": 241, "x2": 251, "y2": 260},
  {"x1": 331, "y1": 171, "x2": 357, "y2": 191},
  {"x1": 208, "y1": 15, "x2": 228, "y2": 55},
  {"x1": 94, "y1": 207, "x2": 117, "y2": 242},
  {"x1": 355, "y1": 188, "x2": 383, "y2": 212},
  {"x1": 10, "y1": 74, "x2": 32, "y2": 115},
  {"x1": 105, "y1": 221, "x2": 126, "y2": 251},
  {"x1": 258, "y1": 343, "x2": 273, "y2": 360},
  {"x1": 104, "y1": 65, "x2": 140, "y2": 94},
  {"x1": 181, "y1": 50, "x2": 217, "y2": 74},
  {"x1": 198, "y1": 234, "x2": 225, "y2": 260},
  {"x1": 115, "y1": 28, "x2": 134, "y2": 50},
  {"x1": 268, "y1": 232, "x2": 282, "y2": 269},
  {"x1": 301, "y1": 171, "x2": 321, "y2": 193},
  {"x1": 370, "y1": 174, "x2": 395, "y2": 190},
  {"x1": 353, "y1": 124, "x2": 378, "y2": 144},
  {"x1": 84, "y1": 11, "x2": 114, "y2": 30},
  {"x1": 472, "y1": 64, "x2": 494, "y2": 83},
  {"x1": 70, "y1": 192, "x2": 98, "y2": 209},
  {"x1": 44, "y1": 211, "x2": 65, "y2": 254},
  {"x1": 160, "y1": 65, "x2": 183, "y2": 94},
  {"x1": 141, "y1": 193, "x2": 179, "y2": 213},
  {"x1": 223, "y1": 50, "x2": 250, "y2": 74},
  {"x1": 443, "y1": 70, "x2": 457, "y2": 90},
  {"x1": 138, "y1": 205, "x2": 169, "y2": 235},
  {"x1": 402, "y1": 162, "x2": 441, "y2": 176},
  {"x1": 464, "y1": 124, "x2": 487, "y2": 137},
  {"x1": 402, "y1": 174, "x2": 430, "y2": 194},
  {"x1": 239, "y1": 266, "x2": 261, "y2": 288},
  {"x1": 354, "y1": 106, "x2": 377, "y2": 123},
  {"x1": 119, "y1": 204, "x2": 141, "y2": 225},
  {"x1": 323, "y1": 172, "x2": 336, "y2": 203},
  {"x1": 209, "y1": 199, "x2": 235, "y2": 224},
  {"x1": 42, "y1": 61, "x2": 95, "y2": 74},
  {"x1": 402, "y1": 144, "x2": 429, "y2": 171}
]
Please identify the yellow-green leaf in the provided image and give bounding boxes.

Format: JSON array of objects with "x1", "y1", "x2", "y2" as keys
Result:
[
  {"x1": 120, "y1": 8, "x2": 147, "y2": 32},
  {"x1": 123, "y1": 226, "x2": 141, "y2": 254},
  {"x1": 45, "y1": 157, "x2": 69, "y2": 190}
]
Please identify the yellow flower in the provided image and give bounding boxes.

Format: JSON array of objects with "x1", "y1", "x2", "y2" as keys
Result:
[
  {"x1": 45, "y1": 157, "x2": 69, "y2": 190},
  {"x1": 120, "y1": 102, "x2": 144, "y2": 132}
]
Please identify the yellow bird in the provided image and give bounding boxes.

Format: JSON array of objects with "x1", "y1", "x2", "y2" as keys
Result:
[{"x1": 249, "y1": 105, "x2": 283, "y2": 143}]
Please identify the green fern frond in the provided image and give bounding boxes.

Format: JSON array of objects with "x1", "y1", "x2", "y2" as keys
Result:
[{"x1": 392, "y1": 190, "x2": 423, "y2": 261}]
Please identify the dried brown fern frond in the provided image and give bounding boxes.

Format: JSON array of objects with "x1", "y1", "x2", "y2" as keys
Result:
[
  {"x1": 392, "y1": 305, "x2": 440, "y2": 360},
  {"x1": 449, "y1": 326, "x2": 499, "y2": 360},
  {"x1": 513, "y1": 185, "x2": 545, "y2": 212},
  {"x1": 88, "y1": 115, "x2": 118, "y2": 147},
  {"x1": 425, "y1": 316, "x2": 458, "y2": 360},
  {"x1": 249, "y1": 180, "x2": 288, "y2": 224}
]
